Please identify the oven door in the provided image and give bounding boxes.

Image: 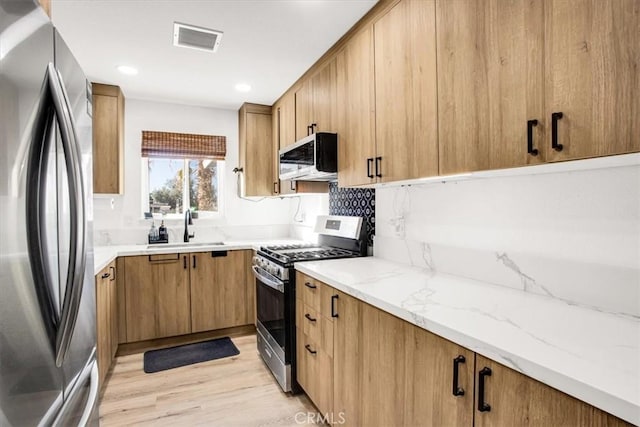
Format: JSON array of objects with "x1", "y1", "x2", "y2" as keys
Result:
[{"x1": 252, "y1": 266, "x2": 287, "y2": 362}]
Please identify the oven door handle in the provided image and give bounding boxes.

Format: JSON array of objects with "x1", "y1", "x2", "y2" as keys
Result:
[{"x1": 252, "y1": 266, "x2": 285, "y2": 293}]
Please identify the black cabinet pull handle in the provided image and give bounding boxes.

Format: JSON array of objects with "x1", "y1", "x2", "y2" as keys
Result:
[
  {"x1": 305, "y1": 344, "x2": 317, "y2": 355},
  {"x1": 551, "y1": 112, "x2": 564, "y2": 151},
  {"x1": 304, "y1": 313, "x2": 317, "y2": 322},
  {"x1": 290, "y1": 180, "x2": 296, "y2": 191},
  {"x1": 366, "y1": 158, "x2": 374, "y2": 178},
  {"x1": 311, "y1": 123, "x2": 317, "y2": 133},
  {"x1": 101, "y1": 272, "x2": 110, "y2": 279},
  {"x1": 307, "y1": 125, "x2": 312, "y2": 136},
  {"x1": 375, "y1": 156, "x2": 382, "y2": 178},
  {"x1": 304, "y1": 282, "x2": 317, "y2": 289},
  {"x1": 452, "y1": 355, "x2": 465, "y2": 396},
  {"x1": 183, "y1": 256, "x2": 187, "y2": 269},
  {"x1": 331, "y1": 294, "x2": 339, "y2": 318},
  {"x1": 478, "y1": 367, "x2": 492, "y2": 412},
  {"x1": 109, "y1": 266, "x2": 115, "y2": 281},
  {"x1": 192, "y1": 255, "x2": 196, "y2": 269},
  {"x1": 527, "y1": 119, "x2": 539, "y2": 156},
  {"x1": 273, "y1": 182, "x2": 279, "y2": 194}
]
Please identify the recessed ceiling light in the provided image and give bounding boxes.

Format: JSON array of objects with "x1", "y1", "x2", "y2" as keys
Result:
[
  {"x1": 235, "y1": 83, "x2": 251, "y2": 92},
  {"x1": 117, "y1": 65, "x2": 138, "y2": 76}
]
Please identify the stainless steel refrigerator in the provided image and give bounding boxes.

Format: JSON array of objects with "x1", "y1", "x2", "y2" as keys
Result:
[{"x1": 1, "y1": 0, "x2": 98, "y2": 425}]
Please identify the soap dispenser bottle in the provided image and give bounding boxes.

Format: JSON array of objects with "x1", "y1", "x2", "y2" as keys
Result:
[
  {"x1": 148, "y1": 221, "x2": 158, "y2": 244},
  {"x1": 159, "y1": 220, "x2": 168, "y2": 242}
]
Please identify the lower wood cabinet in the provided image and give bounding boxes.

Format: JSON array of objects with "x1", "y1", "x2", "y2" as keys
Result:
[
  {"x1": 190, "y1": 250, "x2": 253, "y2": 332},
  {"x1": 296, "y1": 272, "x2": 631, "y2": 427},
  {"x1": 121, "y1": 250, "x2": 254, "y2": 343},
  {"x1": 95, "y1": 261, "x2": 118, "y2": 390},
  {"x1": 123, "y1": 254, "x2": 191, "y2": 342}
]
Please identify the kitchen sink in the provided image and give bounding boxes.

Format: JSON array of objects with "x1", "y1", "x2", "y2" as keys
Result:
[{"x1": 146, "y1": 242, "x2": 225, "y2": 250}]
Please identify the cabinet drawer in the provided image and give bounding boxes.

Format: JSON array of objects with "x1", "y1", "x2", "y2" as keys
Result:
[
  {"x1": 297, "y1": 272, "x2": 321, "y2": 310},
  {"x1": 296, "y1": 301, "x2": 334, "y2": 355},
  {"x1": 296, "y1": 328, "x2": 333, "y2": 415}
]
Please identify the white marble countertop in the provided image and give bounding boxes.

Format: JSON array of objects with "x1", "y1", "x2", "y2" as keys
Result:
[
  {"x1": 93, "y1": 239, "x2": 303, "y2": 275},
  {"x1": 295, "y1": 257, "x2": 640, "y2": 425}
]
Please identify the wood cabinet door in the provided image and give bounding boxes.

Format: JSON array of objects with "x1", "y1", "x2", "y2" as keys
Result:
[
  {"x1": 474, "y1": 355, "x2": 630, "y2": 426},
  {"x1": 243, "y1": 110, "x2": 273, "y2": 197},
  {"x1": 544, "y1": 0, "x2": 640, "y2": 162},
  {"x1": 437, "y1": 0, "x2": 545, "y2": 174},
  {"x1": 92, "y1": 92, "x2": 120, "y2": 194},
  {"x1": 404, "y1": 324, "x2": 474, "y2": 427},
  {"x1": 374, "y1": 0, "x2": 439, "y2": 182},
  {"x1": 108, "y1": 262, "x2": 118, "y2": 359},
  {"x1": 332, "y1": 290, "x2": 362, "y2": 426},
  {"x1": 95, "y1": 270, "x2": 110, "y2": 388},
  {"x1": 297, "y1": 330, "x2": 333, "y2": 415},
  {"x1": 336, "y1": 27, "x2": 377, "y2": 187},
  {"x1": 311, "y1": 58, "x2": 338, "y2": 133},
  {"x1": 360, "y1": 303, "x2": 407, "y2": 427},
  {"x1": 295, "y1": 81, "x2": 313, "y2": 141},
  {"x1": 124, "y1": 254, "x2": 191, "y2": 342},
  {"x1": 190, "y1": 250, "x2": 249, "y2": 333}
]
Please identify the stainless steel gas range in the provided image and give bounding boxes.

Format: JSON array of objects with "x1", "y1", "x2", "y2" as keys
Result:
[{"x1": 251, "y1": 215, "x2": 367, "y2": 392}]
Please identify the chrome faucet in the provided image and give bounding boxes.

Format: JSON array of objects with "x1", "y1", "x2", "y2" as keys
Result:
[{"x1": 184, "y1": 209, "x2": 194, "y2": 242}]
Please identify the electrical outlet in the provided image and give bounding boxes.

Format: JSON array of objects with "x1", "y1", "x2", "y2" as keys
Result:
[{"x1": 389, "y1": 216, "x2": 405, "y2": 238}]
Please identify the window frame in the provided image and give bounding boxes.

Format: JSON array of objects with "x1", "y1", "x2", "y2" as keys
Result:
[{"x1": 141, "y1": 157, "x2": 224, "y2": 220}]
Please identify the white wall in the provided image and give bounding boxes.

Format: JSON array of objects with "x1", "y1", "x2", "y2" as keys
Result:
[
  {"x1": 94, "y1": 98, "x2": 293, "y2": 245},
  {"x1": 375, "y1": 164, "x2": 640, "y2": 317}
]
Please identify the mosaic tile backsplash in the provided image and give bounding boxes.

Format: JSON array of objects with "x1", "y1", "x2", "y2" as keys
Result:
[{"x1": 328, "y1": 182, "x2": 375, "y2": 247}]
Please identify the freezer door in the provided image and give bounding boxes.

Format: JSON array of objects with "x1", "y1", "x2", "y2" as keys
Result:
[
  {"x1": 0, "y1": 2, "x2": 64, "y2": 426},
  {"x1": 54, "y1": 30, "x2": 97, "y2": 420}
]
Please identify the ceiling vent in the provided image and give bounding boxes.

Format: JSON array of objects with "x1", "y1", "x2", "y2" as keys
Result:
[{"x1": 173, "y1": 22, "x2": 223, "y2": 53}]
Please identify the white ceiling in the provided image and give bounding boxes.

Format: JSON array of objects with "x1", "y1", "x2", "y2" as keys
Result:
[{"x1": 52, "y1": 0, "x2": 377, "y2": 110}]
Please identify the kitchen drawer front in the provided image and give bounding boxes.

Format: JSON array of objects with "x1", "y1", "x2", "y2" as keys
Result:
[
  {"x1": 296, "y1": 272, "x2": 321, "y2": 311},
  {"x1": 296, "y1": 328, "x2": 333, "y2": 415},
  {"x1": 296, "y1": 301, "x2": 334, "y2": 355}
]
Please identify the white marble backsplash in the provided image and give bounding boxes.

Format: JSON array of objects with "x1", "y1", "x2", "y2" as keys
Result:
[{"x1": 375, "y1": 164, "x2": 640, "y2": 318}]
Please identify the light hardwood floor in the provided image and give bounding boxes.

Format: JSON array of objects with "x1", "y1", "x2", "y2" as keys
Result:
[{"x1": 100, "y1": 334, "x2": 321, "y2": 426}]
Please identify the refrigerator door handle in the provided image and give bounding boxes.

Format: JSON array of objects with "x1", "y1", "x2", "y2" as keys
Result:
[
  {"x1": 26, "y1": 65, "x2": 61, "y2": 356},
  {"x1": 51, "y1": 351, "x2": 98, "y2": 427},
  {"x1": 47, "y1": 63, "x2": 87, "y2": 367}
]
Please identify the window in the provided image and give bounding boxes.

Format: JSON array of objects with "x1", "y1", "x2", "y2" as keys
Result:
[{"x1": 141, "y1": 130, "x2": 226, "y2": 218}]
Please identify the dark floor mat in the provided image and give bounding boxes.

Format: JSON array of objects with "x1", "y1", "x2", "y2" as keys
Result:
[{"x1": 143, "y1": 337, "x2": 240, "y2": 373}]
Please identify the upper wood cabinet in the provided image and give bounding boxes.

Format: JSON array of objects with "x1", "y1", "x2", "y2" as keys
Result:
[
  {"x1": 437, "y1": 0, "x2": 545, "y2": 174},
  {"x1": 295, "y1": 59, "x2": 339, "y2": 141},
  {"x1": 238, "y1": 103, "x2": 273, "y2": 197},
  {"x1": 190, "y1": 250, "x2": 252, "y2": 332},
  {"x1": 92, "y1": 83, "x2": 124, "y2": 194},
  {"x1": 543, "y1": 0, "x2": 640, "y2": 162},
  {"x1": 437, "y1": 0, "x2": 638, "y2": 174},
  {"x1": 336, "y1": 27, "x2": 377, "y2": 187},
  {"x1": 374, "y1": 0, "x2": 439, "y2": 182}
]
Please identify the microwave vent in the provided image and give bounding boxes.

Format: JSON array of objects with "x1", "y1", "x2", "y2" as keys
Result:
[{"x1": 173, "y1": 22, "x2": 223, "y2": 53}]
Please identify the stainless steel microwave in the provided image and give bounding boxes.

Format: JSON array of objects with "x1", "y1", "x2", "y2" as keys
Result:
[{"x1": 279, "y1": 132, "x2": 338, "y2": 181}]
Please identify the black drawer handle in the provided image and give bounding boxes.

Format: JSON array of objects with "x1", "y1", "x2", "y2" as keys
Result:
[
  {"x1": 304, "y1": 344, "x2": 317, "y2": 355},
  {"x1": 452, "y1": 355, "x2": 465, "y2": 397},
  {"x1": 551, "y1": 112, "x2": 563, "y2": 151},
  {"x1": 527, "y1": 119, "x2": 539, "y2": 156},
  {"x1": 366, "y1": 158, "x2": 374, "y2": 178},
  {"x1": 478, "y1": 367, "x2": 492, "y2": 412},
  {"x1": 273, "y1": 181, "x2": 279, "y2": 194},
  {"x1": 183, "y1": 256, "x2": 187, "y2": 269},
  {"x1": 331, "y1": 294, "x2": 339, "y2": 318},
  {"x1": 304, "y1": 282, "x2": 317, "y2": 289},
  {"x1": 375, "y1": 156, "x2": 382, "y2": 178},
  {"x1": 109, "y1": 266, "x2": 115, "y2": 281},
  {"x1": 101, "y1": 272, "x2": 110, "y2": 279},
  {"x1": 304, "y1": 313, "x2": 317, "y2": 322}
]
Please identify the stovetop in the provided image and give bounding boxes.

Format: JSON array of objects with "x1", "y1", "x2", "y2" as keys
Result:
[{"x1": 259, "y1": 243, "x2": 357, "y2": 265}]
